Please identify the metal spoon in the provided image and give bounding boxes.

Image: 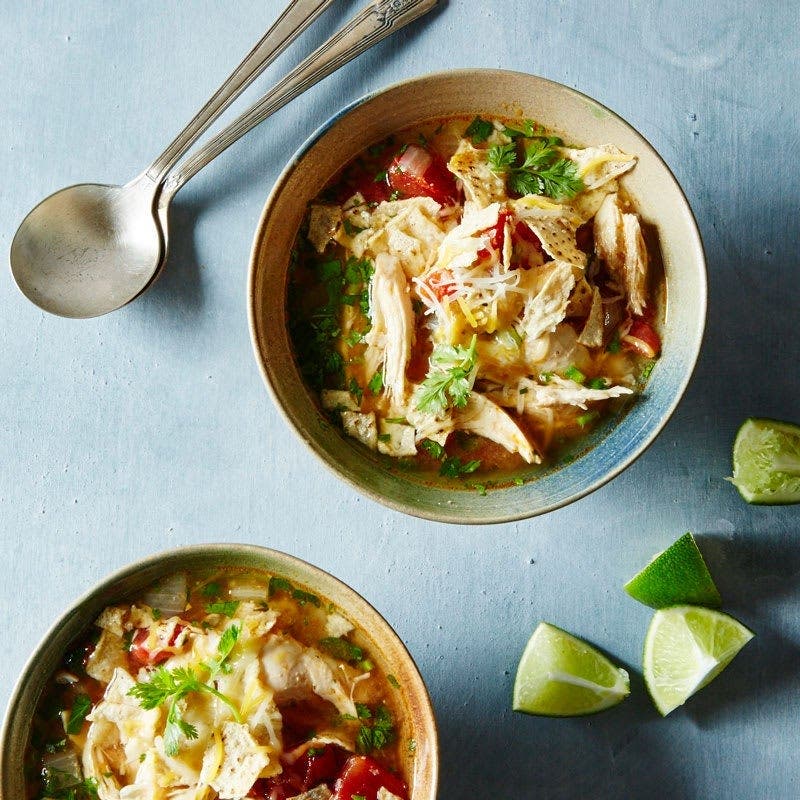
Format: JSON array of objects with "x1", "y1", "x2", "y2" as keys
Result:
[{"x1": 10, "y1": 0, "x2": 438, "y2": 318}]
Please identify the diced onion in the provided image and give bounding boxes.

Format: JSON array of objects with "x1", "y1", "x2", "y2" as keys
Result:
[
  {"x1": 227, "y1": 581, "x2": 268, "y2": 602},
  {"x1": 141, "y1": 572, "x2": 187, "y2": 617},
  {"x1": 396, "y1": 144, "x2": 432, "y2": 177},
  {"x1": 42, "y1": 748, "x2": 83, "y2": 788}
]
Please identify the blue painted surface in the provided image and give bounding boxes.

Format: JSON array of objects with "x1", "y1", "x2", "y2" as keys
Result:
[{"x1": 1, "y1": 1, "x2": 799, "y2": 797}]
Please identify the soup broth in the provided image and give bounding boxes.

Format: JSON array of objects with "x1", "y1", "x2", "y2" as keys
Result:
[
  {"x1": 26, "y1": 568, "x2": 411, "y2": 800},
  {"x1": 288, "y1": 115, "x2": 662, "y2": 486}
]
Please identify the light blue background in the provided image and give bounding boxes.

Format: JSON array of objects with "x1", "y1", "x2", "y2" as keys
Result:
[{"x1": 2, "y1": 2, "x2": 799, "y2": 797}]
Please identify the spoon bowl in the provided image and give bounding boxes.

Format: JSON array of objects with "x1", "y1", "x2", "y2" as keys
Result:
[
  {"x1": 10, "y1": 177, "x2": 162, "y2": 318},
  {"x1": 9, "y1": 0, "x2": 439, "y2": 318}
]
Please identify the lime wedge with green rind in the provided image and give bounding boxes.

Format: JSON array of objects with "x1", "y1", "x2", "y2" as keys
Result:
[
  {"x1": 624, "y1": 532, "x2": 721, "y2": 609},
  {"x1": 730, "y1": 417, "x2": 800, "y2": 504},
  {"x1": 513, "y1": 622, "x2": 630, "y2": 716},
  {"x1": 643, "y1": 606, "x2": 754, "y2": 716}
]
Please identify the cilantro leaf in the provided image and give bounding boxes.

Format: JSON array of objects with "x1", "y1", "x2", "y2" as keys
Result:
[
  {"x1": 65, "y1": 693, "x2": 92, "y2": 735},
  {"x1": 487, "y1": 143, "x2": 517, "y2": 172},
  {"x1": 465, "y1": 116, "x2": 494, "y2": 143},
  {"x1": 415, "y1": 335, "x2": 478, "y2": 415},
  {"x1": 205, "y1": 600, "x2": 239, "y2": 617},
  {"x1": 488, "y1": 138, "x2": 584, "y2": 200},
  {"x1": 420, "y1": 438, "x2": 445, "y2": 459},
  {"x1": 368, "y1": 372, "x2": 383, "y2": 393}
]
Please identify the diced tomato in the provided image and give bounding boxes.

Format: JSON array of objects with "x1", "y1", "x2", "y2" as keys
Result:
[
  {"x1": 428, "y1": 270, "x2": 457, "y2": 301},
  {"x1": 622, "y1": 316, "x2": 661, "y2": 358},
  {"x1": 514, "y1": 220, "x2": 543, "y2": 249},
  {"x1": 332, "y1": 755, "x2": 408, "y2": 800},
  {"x1": 387, "y1": 144, "x2": 459, "y2": 206},
  {"x1": 348, "y1": 166, "x2": 392, "y2": 205},
  {"x1": 248, "y1": 745, "x2": 350, "y2": 799},
  {"x1": 128, "y1": 623, "x2": 185, "y2": 669},
  {"x1": 491, "y1": 210, "x2": 511, "y2": 249},
  {"x1": 248, "y1": 774, "x2": 303, "y2": 800}
]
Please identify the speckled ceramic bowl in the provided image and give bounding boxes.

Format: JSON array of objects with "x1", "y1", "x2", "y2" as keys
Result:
[
  {"x1": 248, "y1": 69, "x2": 706, "y2": 524},
  {"x1": 0, "y1": 544, "x2": 438, "y2": 799}
]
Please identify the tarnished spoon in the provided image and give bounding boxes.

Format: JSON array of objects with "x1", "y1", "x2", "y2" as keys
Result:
[{"x1": 10, "y1": 0, "x2": 438, "y2": 318}]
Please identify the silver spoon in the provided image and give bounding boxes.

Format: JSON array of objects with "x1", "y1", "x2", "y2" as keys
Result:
[{"x1": 10, "y1": 0, "x2": 438, "y2": 319}]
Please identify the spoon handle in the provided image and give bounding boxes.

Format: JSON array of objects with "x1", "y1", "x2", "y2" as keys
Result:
[
  {"x1": 162, "y1": 0, "x2": 439, "y2": 197},
  {"x1": 145, "y1": 0, "x2": 337, "y2": 185}
]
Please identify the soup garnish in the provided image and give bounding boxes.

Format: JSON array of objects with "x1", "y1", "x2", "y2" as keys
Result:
[
  {"x1": 26, "y1": 570, "x2": 410, "y2": 800},
  {"x1": 288, "y1": 115, "x2": 662, "y2": 484}
]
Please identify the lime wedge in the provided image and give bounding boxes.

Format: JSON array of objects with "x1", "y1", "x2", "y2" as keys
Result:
[
  {"x1": 624, "y1": 532, "x2": 721, "y2": 609},
  {"x1": 643, "y1": 606, "x2": 754, "y2": 716},
  {"x1": 730, "y1": 417, "x2": 800, "y2": 504},
  {"x1": 513, "y1": 622, "x2": 630, "y2": 716}
]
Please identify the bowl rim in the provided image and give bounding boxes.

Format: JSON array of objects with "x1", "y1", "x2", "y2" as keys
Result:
[
  {"x1": 247, "y1": 67, "x2": 707, "y2": 524},
  {"x1": 0, "y1": 543, "x2": 439, "y2": 798}
]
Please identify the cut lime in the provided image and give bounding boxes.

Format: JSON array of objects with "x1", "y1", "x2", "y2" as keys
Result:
[
  {"x1": 643, "y1": 606, "x2": 754, "y2": 716},
  {"x1": 624, "y1": 532, "x2": 721, "y2": 609},
  {"x1": 513, "y1": 622, "x2": 629, "y2": 716},
  {"x1": 730, "y1": 417, "x2": 800, "y2": 504}
]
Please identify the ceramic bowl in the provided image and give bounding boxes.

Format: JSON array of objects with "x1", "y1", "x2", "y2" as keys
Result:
[
  {"x1": 0, "y1": 544, "x2": 438, "y2": 799},
  {"x1": 248, "y1": 69, "x2": 706, "y2": 524}
]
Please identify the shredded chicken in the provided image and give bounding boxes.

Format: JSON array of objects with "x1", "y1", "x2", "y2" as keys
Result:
[{"x1": 364, "y1": 253, "x2": 415, "y2": 405}]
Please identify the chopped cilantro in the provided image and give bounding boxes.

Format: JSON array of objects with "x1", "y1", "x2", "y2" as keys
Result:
[
  {"x1": 408, "y1": 738, "x2": 417, "y2": 754},
  {"x1": 577, "y1": 411, "x2": 599, "y2": 428},
  {"x1": 356, "y1": 703, "x2": 372, "y2": 719},
  {"x1": 607, "y1": 331, "x2": 622, "y2": 353},
  {"x1": 151, "y1": 608, "x2": 162, "y2": 620},
  {"x1": 205, "y1": 600, "x2": 239, "y2": 617},
  {"x1": 639, "y1": 360, "x2": 656, "y2": 382},
  {"x1": 586, "y1": 376, "x2": 609, "y2": 390},
  {"x1": 473, "y1": 482, "x2": 487, "y2": 496},
  {"x1": 420, "y1": 439, "x2": 445, "y2": 459},
  {"x1": 64, "y1": 694, "x2": 92, "y2": 735},
  {"x1": 368, "y1": 372, "x2": 384, "y2": 393},
  {"x1": 440, "y1": 456, "x2": 481, "y2": 478},
  {"x1": 539, "y1": 371, "x2": 553, "y2": 384},
  {"x1": 465, "y1": 115, "x2": 494, "y2": 143},
  {"x1": 268, "y1": 576, "x2": 321, "y2": 607},
  {"x1": 356, "y1": 704, "x2": 395, "y2": 754},
  {"x1": 387, "y1": 674, "x2": 400, "y2": 689},
  {"x1": 564, "y1": 365, "x2": 586, "y2": 384},
  {"x1": 374, "y1": 170, "x2": 388, "y2": 183},
  {"x1": 384, "y1": 417, "x2": 408, "y2": 425},
  {"x1": 389, "y1": 189, "x2": 403, "y2": 201},
  {"x1": 377, "y1": 433, "x2": 391, "y2": 443},
  {"x1": 349, "y1": 377, "x2": 363, "y2": 405},
  {"x1": 201, "y1": 581, "x2": 221, "y2": 598},
  {"x1": 514, "y1": 476, "x2": 524, "y2": 486},
  {"x1": 319, "y1": 636, "x2": 364, "y2": 664}
]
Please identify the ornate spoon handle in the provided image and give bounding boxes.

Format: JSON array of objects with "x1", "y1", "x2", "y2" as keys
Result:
[{"x1": 162, "y1": 0, "x2": 439, "y2": 197}]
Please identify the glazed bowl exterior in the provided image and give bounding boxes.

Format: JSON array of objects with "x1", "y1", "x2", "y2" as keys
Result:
[
  {"x1": 0, "y1": 544, "x2": 438, "y2": 799},
  {"x1": 248, "y1": 69, "x2": 706, "y2": 523}
]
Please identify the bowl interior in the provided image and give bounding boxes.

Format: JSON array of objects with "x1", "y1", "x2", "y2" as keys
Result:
[
  {"x1": 249, "y1": 69, "x2": 706, "y2": 523},
  {"x1": 1, "y1": 544, "x2": 438, "y2": 799}
]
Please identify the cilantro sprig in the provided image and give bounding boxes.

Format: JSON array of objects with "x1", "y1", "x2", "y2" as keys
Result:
[
  {"x1": 128, "y1": 625, "x2": 241, "y2": 756},
  {"x1": 415, "y1": 335, "x2": 478, "y2": 415},
  {"x1": 488, "y1": 139, "x2": 584, "y2": 200}
]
